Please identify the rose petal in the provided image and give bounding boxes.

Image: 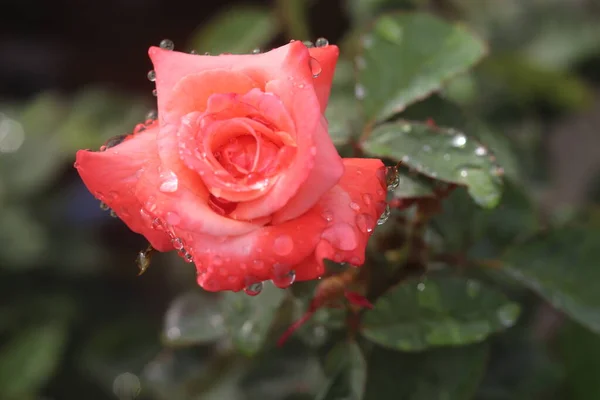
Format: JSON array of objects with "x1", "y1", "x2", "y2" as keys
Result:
[
  {"x1": 149, "y1": 41, "x2": 315, "y2": 126},
  {"x1": 75, "y1": 124, "x2": 173, "y2": 251},
  {"x1": 308, "y1": 45, "x2": 339, "y2": 113},
  {"x1": 186, "y1": 158, "x2": 386, "y2": 291},
  {"x1": 271, "y1": 116, "x2": 344, "y2": 224}
]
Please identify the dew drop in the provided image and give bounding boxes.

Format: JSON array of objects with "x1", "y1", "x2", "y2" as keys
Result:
[
  {"x1": 252, "y1": 48, "x2": 261, "y2": 54},
  {"x1": 147, "y1": 70, "x2": 156, "y2": 82},
  {"x1": 146, "y1": 110, "x2": 158, "y2": 120},
  {"x1": 321, "y1": 210, "x2": 334, "y2": 223},
  {"x1": 272, "y1": 264, "x2": 296, "y2": 288},
  {"x1": 274, "y1": 234, "x2": 294, "y2": 256},
  {"x1": 475, "y1": 146, "x2": 487, "y2": 156},
  {"x1": 309, "y1": 57, "x2": 322, "y2": 78},
  {"x1": 354, "y1": 84, "x2": 366, "y2": 100},
  {"x1": 165, "y1": 211, "x2": 181, "y2": 226},
  {"x1": 355, "y1": 213, "x2": 375, "y2": 233},
  {"x1": 417, "y1": 282, "x2": 426, "y2": 291},
  {"x1": 152, "y1": 89, "x2": 157, "y2": 97},
  {"x1": 451, "y1": 133, "x2": 467, "y2": 148},
  {"x1": 362, "y1": 193, "x2": 373, "y2": 206},
  {"x1": 99, "y1": 202, "x2": 110, "y2": 211},
  {"x1": 315, "y1": 37, "x2": 329, "y2": 47},
  {"x1": 303, "y1": 40, "x2": 314, "y2": 48},
  {"x1": 349, "y1": 201, "x2": 361, "y2": 212},
  {"x1": 377, "y1": 204, "x2": 391, "y2": 225},
  {"x1": 109, "y1": 210, "x2": 118, "y2": 218},
  {"x1": 159, "y1": 170, "x2": 179, "y2": 193},
  {"x1": 183, "y1": 252, "x2": 194, "y2": 263},
  {"x1": 151, "y1": 217, "x2": 163, "y2": 230},
  {"x1": 243, "y1": 279, "x2": 263, "y2": 296},
  {"x1": 459, "y1": 169, "x2": 468, "y2": 178},
  {"x1": 172, "y1": 237, "x2": 184, "y2": 250},
  {"x1": 159, "y1": 39, "x2": 175, "y2": 50},
  {"x1": 386, "y1": 166, "x2": 400, "y2": 190}
]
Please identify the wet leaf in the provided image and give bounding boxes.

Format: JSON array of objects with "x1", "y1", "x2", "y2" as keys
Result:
[
  {"x1": 365, "y1": 343, "x2": 489, "y2": 399},
  {"x1": 316, "y1": 341, "x2": 366, "y2": 400},
  {"x1": 221, "y1": 281, "x2": 286, "y2": 356},
  {"x1": 163, "y1": 291, "x2": 227, "y2": 346},
  {"x1": 357, "y1": 13, "x2": 487, "y2": 123},
  {"x1": 188, "y1": 6, "x2": 278, "y2": 55},
  {"x1": 361, "y1": 276, "x2": 520, "y2": 351},
  {"x1": 501, "y1": 224, "x2": 600, "y2": 333},
  {"x1": 362, "y1": 121, "x2": 503, "y2": 207}
]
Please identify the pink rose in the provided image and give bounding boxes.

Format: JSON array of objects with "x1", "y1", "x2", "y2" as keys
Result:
[{"x1": 75, "y1": 41, "x2": 386, "y2": 292}]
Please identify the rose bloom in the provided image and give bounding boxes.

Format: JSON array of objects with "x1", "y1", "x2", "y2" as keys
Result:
[{"x1": 75, "y1": 40, "x2": 387, "y2": 293}]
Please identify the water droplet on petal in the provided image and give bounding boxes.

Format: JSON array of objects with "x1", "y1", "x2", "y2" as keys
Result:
[
  {"x1": 147, "y1": 70, "x2": 156, "y2": 82},
  {"x1": 273, "y1": 234, "x2": 294, "y2": 256},
  {"x1": 475, "y1": 146, "x2": 487, "y2": 156},
  {"x1": 303, "y1": 40, "x2": 314, "y2": 48},
  {"x1": 451, "y1": 133, "x2": 467, "y2": 148},
  {"x1": 165, "y1": 211, "x2": 180, "y2": 226},
  {"x1": 349, "y1": 201, "x2": 361, "y2": 211},
  {"x1": 377, "y1": 204, "x2": 391, "y2": 225},
  {"x1": 272, "y1": 264, "x2": 296, "y2": 288},
  {"x1": 244, "y1": 278, "x2": 263, "y2": 296},
  {"x1": 355, "y1": 213, "x2": 375, "y2": 233},
  {"x1": 321, "y1": 210, "x2": 334, "y2": 223},
  {"x1": 309, "y1": 57, "x2": 322, "y2": 78},
  {"x1": 109, "y1": 209, "x2": 118, "y2": 218},
  {"x1": 159, "y1": 39, "x2": 175, "y2": 50},
  {"x1": 315, "y1": 37, "x2": 329, "y2": 47},
  {"x1": 99, "y1": 202, "x2": 110, "y2": 211},
  {"x1": 152, "y1": 89, "x2": 157, "y2": 97},
  {"x1": 362, "y1": 193, "x2": 373, "y2": 205},
  {"x1": 159, "y1": 170, "x2": 179, "y2": 193},
  {"x1": 172, "y1": 237, "x2": 184, "y2": 250},
  {"x1": 146, "y1": 110, "x2": 158, "y2": 120},
  {"x1": 252, "y1": 48, "x2": 261, "y2": 54}
]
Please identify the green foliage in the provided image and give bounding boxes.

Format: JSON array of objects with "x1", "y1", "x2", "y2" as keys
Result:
[
  {"x1": 1, "y1": 0, "x2": 600, "y2": 399},
  {"x1": 361, "y1": 276, "x2": 520, "y2": 351}
]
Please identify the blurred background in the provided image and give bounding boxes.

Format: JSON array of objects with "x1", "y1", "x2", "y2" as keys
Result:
[{"x1": 1, "y1": 0, "x2": 599, "y2": 399}]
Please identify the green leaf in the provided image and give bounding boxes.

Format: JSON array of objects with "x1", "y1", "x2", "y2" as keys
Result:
[
  {"x1": 362, "y1": 121, "x2": 503, "y2": 207},
  {"x1": 365, "y1": 343, "x2": 488, "y2": 399},
  {"x1": 221, "y1": 281, "x2": 286, "y2": 355},
  {"x1": 163, "y1": 290, "x2": 227, "y2": 346},
  {"x1": 393, "y1": 167, "x2": 436, "y2": 199},
  {"x1": 557, "y1": 321, "x2": 600, "y2": 400},
  {"x1": 316, "y1": 341, "x2": 366, "y2": 400},
  {"x1": 0, "y1": 322, "x2": 68, "y2": 399},
  {"x1": 501, "y1": 224, "x2": 600, "y2": 333},
  {"x1": 188, "y1": 6, "x2": 278, "y2": 55},
  {"x1": 361, "y1": 276, "x2": 520, "y2": 351},
  {"x1": 431, "y1": 181, "x2": 538, "y2": 257},
  {"x1": 356, "y1": 13, "x2": 487, "y2": 123}
]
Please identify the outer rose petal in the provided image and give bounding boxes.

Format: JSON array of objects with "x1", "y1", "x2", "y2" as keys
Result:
[
  {"x1": 271, "y1": 116, "x2": 344, "y2": 224},
  {"x1": 150, "y1": 41, "x2": 323, "y2": 126},
  {"x1": 75, "y1": 125, "x2": 173, "y2": 251},
  {"x1": 185, "y1": 158, "x2": 386, "y2": 292},
  {"x1": 308, "y1": 45, "x2": 339, "y2": 113}
]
